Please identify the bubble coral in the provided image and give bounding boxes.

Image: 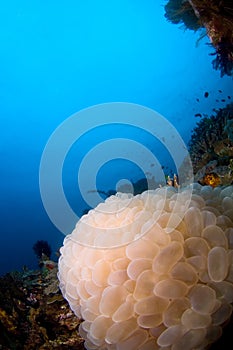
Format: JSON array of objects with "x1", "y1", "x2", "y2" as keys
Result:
[{"x1": 58, "y1": 184, "x2": 233, "y2": 350}]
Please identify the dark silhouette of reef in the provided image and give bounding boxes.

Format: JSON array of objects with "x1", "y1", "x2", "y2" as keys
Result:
[
  {"x1": 165, "y1": 0, "x2": 201, "y2": 30},
  {"x1": 33, "y1": 240, "x2": 52, "y2": 260},
  {"x1": 164, "y1": 0, "x2": 233, "y2": 77}
]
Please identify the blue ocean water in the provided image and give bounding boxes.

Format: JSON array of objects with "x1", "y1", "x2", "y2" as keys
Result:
[{"x1": 0, "y1": 0, "x2": 232, "y2": 276}]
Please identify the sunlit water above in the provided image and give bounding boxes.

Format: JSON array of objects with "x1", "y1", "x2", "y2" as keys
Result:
[{"x1": 0, "y1": 0, "x2": 232, "y2": 275}]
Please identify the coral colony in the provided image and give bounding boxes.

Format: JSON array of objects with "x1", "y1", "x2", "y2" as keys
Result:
[
  {"x1": 58, "y1": 184, "x2": 233, "y2": 350},
  {"x1": 164, "y1": 0, "x2": 233, "y2": 77},
  {"x1": 188, "y1": 103, "x2": 233, "y2": 187},
  {"x1": 33, "y1": 240, "x2": 52, "y2": 260}
]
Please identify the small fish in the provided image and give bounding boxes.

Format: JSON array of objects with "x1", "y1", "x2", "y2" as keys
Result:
[
  {"x1": 194, "y1": 113, "x2": 202, "y2": 118},
  {"x1": 218, "y1": 90, "x2": 222, "y2": 93},
  {"x1": 204, "y1": 92, "x2": 209, "y2": 98},
  {"x1": 228, "y1": 96, "x2": 231, "y2": 99},
  {"x1": 196, "y1": 98, "x2": 200, "y2": 102},
  {"x1": 221, "y1": 99, "x2": 225, "y2": 102}
]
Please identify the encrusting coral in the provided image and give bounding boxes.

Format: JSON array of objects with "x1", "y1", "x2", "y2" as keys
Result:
[{"x1": 58, "y1": 183, "x2": 233, "y2": 350}]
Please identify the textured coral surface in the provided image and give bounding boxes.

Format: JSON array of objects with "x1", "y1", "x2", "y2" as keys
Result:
[{"x1": 59, "y1": 184, "x2": 233, "y2": 350}]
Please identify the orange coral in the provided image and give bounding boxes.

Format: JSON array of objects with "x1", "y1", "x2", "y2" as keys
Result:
[{"x1": 203, "y1": 172, "x2": 221, "y2": 187}]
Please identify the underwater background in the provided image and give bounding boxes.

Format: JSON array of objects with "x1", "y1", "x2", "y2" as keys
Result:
[{"x1": 0, "y1": 0, "x2": 233, "y2": 277}]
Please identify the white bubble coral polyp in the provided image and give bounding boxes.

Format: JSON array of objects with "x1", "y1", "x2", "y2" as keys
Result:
[{"x1": 58, "y1": 184, "x2": 233, "y2": 350}]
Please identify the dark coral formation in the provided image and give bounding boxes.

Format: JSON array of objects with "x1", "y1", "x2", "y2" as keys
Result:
[
  {"x1": 33, "y1": 240, "x2": 52, "y2": 260},
  {"x1": 211, "y1": 37, "x2": 233, "y2": 77},
  {"x1": 188, "y1": 103, "x2": 233, "y2": 185},
  {"x1": 0, "y1": 265, "x2": 85, "y2": 349},
  {"x1": 164, "y1": 0, "x2": 202, "y2": 30},
  {"x1": 164, "y1": 0, "x2": 233, "y2": 77}
]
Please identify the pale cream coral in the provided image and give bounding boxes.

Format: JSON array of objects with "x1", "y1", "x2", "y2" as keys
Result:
[{"x1": 58, "y1": 184, "x2": 233, "y2": 350}]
